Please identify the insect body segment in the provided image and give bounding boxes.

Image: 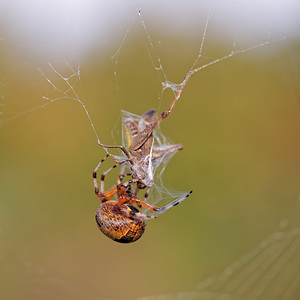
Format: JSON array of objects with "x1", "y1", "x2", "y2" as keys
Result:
[
  {"x1": 97, "y1": 109, "x2": 183, "y2": 188},
  {"x1": 124, "y1": 110, "x2": 156, "y2": 187}
]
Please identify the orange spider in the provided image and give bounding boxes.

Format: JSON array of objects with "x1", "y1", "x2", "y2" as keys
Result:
[{"x1": 94, "y1": 172, "x2": 192, "y2": 243}]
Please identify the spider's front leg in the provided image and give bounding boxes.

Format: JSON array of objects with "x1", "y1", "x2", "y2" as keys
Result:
[
  {"x1": 93, "y1": 154, "x2": 122, "y2": 202},
  {"x1": 131, "y1": 190, "x2": 193, "y2": 215},
  {"x1": 97, "y1": 140, "x2": 131, "y2": 163},
  {"x1": 156, "y1": 191, "x2": 193, "y2": 213}
]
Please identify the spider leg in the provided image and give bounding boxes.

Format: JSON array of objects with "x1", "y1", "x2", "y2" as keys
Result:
[
  {"x1": 156, "y1": 191, "x2": 192, "y2": 214},
  {"x1": 93, "y1": 154, "x2": 109, "y2": 195},
  {"x1": 134, "y1": 211, "x2": 156, "y2": 220},
  {"x1": 133, "y1": 186, "x2": 151, "y2": 208},
  {"x1": 96, "y1": 186, "x2": 118, "y2": 203},
  {"x1": 135, "y1": 187, "x2": 151, "y2": 208},
  {"x1": 128, "y1": 190, "x2": 192, "y2": 214},
  {"x1": 97, "y1": 139, "x2": 131, "y2": 163},
  {"x1": 143, "y1": 188, "x2": 151, "y2": 202},
  {"x1": 127, "y1": 197, "x2": 160, "y2": 212},
  {"x1": 93, "y1": 154, "x2": 125, "y2": 198},
  {"x1": 119, "y1": 163, "x2": 127, "y2": 177},
  {"x1": 118, "y1": 173, "x2": 132, "y2": 184}
]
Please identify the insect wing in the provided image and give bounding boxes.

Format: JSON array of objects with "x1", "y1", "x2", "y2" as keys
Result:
[
  {"x1": 137, "y1": 109, "x2": 156, "y2": 156},
  {"x1": 129, "y1": 109, "x2": 157, "y2": 151},
  {"x1": 124, "y1": 118, "x2": 139, "y2": 149}
]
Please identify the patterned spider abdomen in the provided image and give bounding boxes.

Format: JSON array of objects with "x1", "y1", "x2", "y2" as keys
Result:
[{"x1": 95, "y1": 201, "x2": 146, "y2": 243}]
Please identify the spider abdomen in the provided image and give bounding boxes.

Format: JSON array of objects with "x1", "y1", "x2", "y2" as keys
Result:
[{"x1": 95, "y1": 201, "x2": 146, "y2": 243}]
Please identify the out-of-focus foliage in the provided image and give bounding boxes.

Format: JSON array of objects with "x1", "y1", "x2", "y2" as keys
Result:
[{"x1": 1, "y1": 9, "x2": 300, "y2": 300}]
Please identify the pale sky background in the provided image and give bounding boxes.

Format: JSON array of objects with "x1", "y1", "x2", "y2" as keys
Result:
[{"x1": 1, "y1": 0, "x2": 300, "y2": 58}]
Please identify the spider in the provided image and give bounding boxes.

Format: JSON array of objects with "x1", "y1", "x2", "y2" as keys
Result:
[
  {"x1": 97, "y1": 107, "x2": 183, "y2": 189},
  {"x1": 94, "y1": 171, "x2": 192, "y2": 243}
]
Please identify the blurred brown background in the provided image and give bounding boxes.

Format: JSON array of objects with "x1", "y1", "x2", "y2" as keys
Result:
[{"x1": 1, "y1": 1, "x2": 300, "y2": 299}]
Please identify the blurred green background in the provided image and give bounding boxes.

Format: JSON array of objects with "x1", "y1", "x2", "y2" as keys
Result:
[{"x1": 1, "y1": 3, "x2": 300, "y2": 299}]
